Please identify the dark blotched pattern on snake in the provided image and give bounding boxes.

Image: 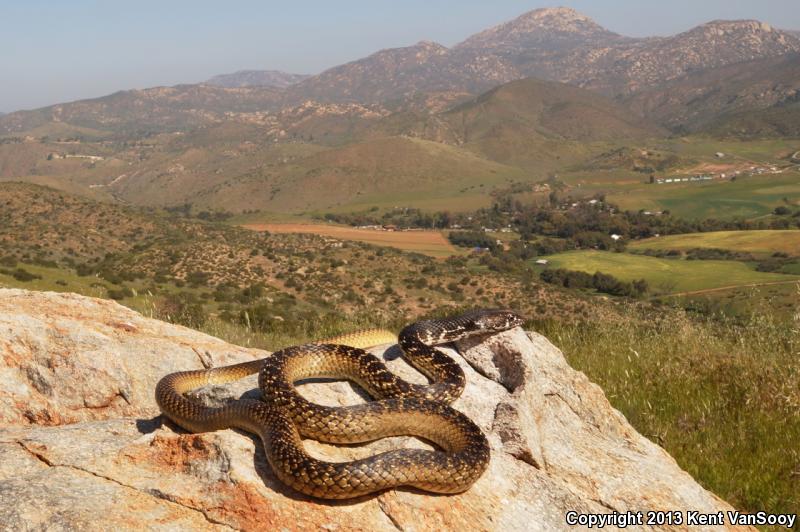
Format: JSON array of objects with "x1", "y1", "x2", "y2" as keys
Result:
[{"x1": 155, "y1": 308, "x2": 524, "y2": 499}]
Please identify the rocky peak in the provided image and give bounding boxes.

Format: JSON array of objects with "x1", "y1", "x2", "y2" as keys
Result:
[
  {"x1": 698, "y1": 19, "x2": 775, "y2": 35},
  {"x1": 455, "y1": 6, "x2": 623, "y2": 51},
  {"x1": 615, "y1": 18, "x2": 800, "y2": 90},
  {"x1": 673, "y1": 18, "x2": 800, "y2": 50}
]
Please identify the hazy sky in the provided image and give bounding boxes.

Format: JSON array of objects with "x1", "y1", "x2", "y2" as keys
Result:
[{"x1": 2, "y1": 0, "x2": 799, "y2": 112}]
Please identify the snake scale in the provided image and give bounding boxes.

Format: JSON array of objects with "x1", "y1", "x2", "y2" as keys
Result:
[{"x1": 155, "y1": 308, "x2": 524, "y2": 499}]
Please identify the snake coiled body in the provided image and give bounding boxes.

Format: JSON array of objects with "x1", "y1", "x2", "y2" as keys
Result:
[{"x1": 155, "y1": 309, "x2": 523, "y2": 499}]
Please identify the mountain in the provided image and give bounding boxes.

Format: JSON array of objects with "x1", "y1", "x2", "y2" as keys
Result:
[
  {"x1": 206, "y1": 70, "x2": 310, "y2": 88},
  {"x1": 586, "y1": 20, "x2": 800, "y2": 94},
  {"x1": 177, "y1": 136, "x2": 527, "y2": 212},
  {"x1": 3, "y1": 8, "x2": 799, "y2": 138},
  {"x1": 370, "y1": 78, "x2": 664, "y2": 169},
  {"x1": 288, "y1": 8, "x2": 627, "y2": 103},
  {"x1": 455, "y1": 7, "x2": 625, "y2": 51},
  {"x1": 286, "y1": 40, "x2": 484, "y2": 104},
  {"x1": 288, "y1": 8, "x2": 800, "y2": 104},
  {"x1": 0, "y1": 84, "x2": 283, "y2": 137},
  {"x1": 625, "y1": 53, "x2": 800, "y2": 135},
  {"x1": 440, "y1": 78, "x2": 661, "y2": 142},
  {"x1": 51, "y1": 78, "x2": 657, "y2": 212}
]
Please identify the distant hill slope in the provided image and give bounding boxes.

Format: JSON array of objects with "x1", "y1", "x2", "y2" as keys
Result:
[
  {"x1": 581, "y1": 20, "x2": 800, "y2": 94},
  {"x1": 100, "y1": 78, "x2": 660, "y2": 212},
  {"x1": 703, "y1": 101, "x2": 800, "y2": 138},
  {"x1": 0, "y1": 85, "x2": 282, "y2": 136},
  {"x1": 370, "y1": 78, "x2": 664, "y2": 169},
  {"x1": 206, "y1": 70, "x2": 310, "y2": 88},
  {"x1": 0, "y1": 77, "x2": 664, "y2": 213},
  {"x1": 0, "y1": 182, "x2": 593, "y2": 323},
  {"x1": 111, "y1": 135, "x2": 527, "y2": 212},
  {"x1": 440, "y1": 78, "x2": 661, "y2": 142},
  {"x1": 626, "y1": 53, "x2": 800, "y2": 135}
]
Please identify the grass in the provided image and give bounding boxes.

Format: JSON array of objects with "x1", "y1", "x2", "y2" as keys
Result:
[
  {"x1": 561, "y1": 136, "x2": 800, "y2": 220},
  {"x1": 536, "y1": 302, "x2": 800, "y2": 520},
  {"x1": 629, "y1": 230, "x2": 800, "y2": 256},
  {"x1": 0, "y1": 263, "x2": 110, "y2": 298},
  {"x1": 667, "y1": 282, "x2": 800, "y2": 322},
  {"x1": 602, "y1": 172, "x2": 800, "y2": 220},
  {"x1": 540, "y1": 250, "x2": 799, "y2": 294},
  {"x1": 659, "y1": 137, "x2": 800, "y2": 162}
]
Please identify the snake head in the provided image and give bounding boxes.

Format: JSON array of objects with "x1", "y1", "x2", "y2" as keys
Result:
[{"x1": 467, "y1": 308, "x2": 525, "y2": 333}]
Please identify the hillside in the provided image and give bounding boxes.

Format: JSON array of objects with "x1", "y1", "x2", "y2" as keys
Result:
[
  {"x1": 705, "y1": 103, "x2": 800, "y2": 138},
  {"x1": 0, "y1": 84, "x2": 282, "y2": 136},
  {"x1": 178, "y1": 136, "x2": 528, "y2": 212},
  {"x1": 626, "y1": 53, "x2": 800, "y2": 135},
  {"x1": 1, "y1": 76, "x2": 664, "y2": 214},
  {"x1": 97, "y1": 78, "x2": 664, "y2": 211},
  {"x1": 205, "y1": 70, "x2": 310, "y2": 88},
  {"x1": 437, "y1": 79, "x2": 662, "y2": 160},
  {"x1": 0, "y1": 182, "x2": 599, "y2": 325},
  {"x1": 583, "y1": 20, "x2": 800, "y2": 94}
]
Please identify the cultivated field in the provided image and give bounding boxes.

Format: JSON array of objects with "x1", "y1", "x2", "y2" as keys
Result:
[
  {"x1": 242, "y1": 223, "x2": 463, "y2": 258},
  {"x1": 601, "y1": 172, "x2": 800, "y2": 219},
  {"x1": 630, "y1": 230, "x2": 800, "y2": 256},
  {"x1": 540, "y1": 250, "x2": 799, "y2": 294}
]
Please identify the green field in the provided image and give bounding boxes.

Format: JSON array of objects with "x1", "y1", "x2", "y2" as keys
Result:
[
  {"x1": 540, "y1": 250, "x2": 799, "y2": 294},
  {"x1": 600, "y1": 172, "x2": 800, "y2": 220},
  {"x1": 561, "y1": 137, "x2": 800, "y2": 220},
  {"x1": 630, "y1": 230, "x2": 800, "y2": 256}
]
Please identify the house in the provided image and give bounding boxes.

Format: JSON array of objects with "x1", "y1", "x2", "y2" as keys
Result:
[{"x1": 535, "y1": 259, "x2": 549, "y2": 265}]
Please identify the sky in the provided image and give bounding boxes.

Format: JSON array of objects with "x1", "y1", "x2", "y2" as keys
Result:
[{"x1": 2, "y1": 0, "x2": 799, "y2": 113}]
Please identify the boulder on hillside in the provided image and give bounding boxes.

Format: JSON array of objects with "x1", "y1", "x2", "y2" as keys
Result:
[{"x1": 0, "y1": 289, "x2": 751, "y2": 531}]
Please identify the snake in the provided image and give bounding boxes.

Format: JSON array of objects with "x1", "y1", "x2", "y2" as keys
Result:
[{"x1": 155, "y1": 308, "x2": 524, "y2": 499}]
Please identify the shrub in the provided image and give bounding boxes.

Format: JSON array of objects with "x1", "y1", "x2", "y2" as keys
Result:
[{"x1": 11, "y1": 268, "x2": 42, "y2": 282}]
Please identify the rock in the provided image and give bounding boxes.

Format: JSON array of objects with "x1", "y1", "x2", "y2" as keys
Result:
[{"x1": 0, "y1": 289, "x2": 752, "y2": 531}]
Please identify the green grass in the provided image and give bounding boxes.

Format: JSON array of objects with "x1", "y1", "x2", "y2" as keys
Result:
[
  {"x1": 536, "y1": 307, "x2": 799, "y2": 519},
  {"x1": 630, "y1": 230, "x2": 800, "y2": 256},
  {"x1": 540, "y1": 250, "x2": 799, "y2": 294},
  {"x1": 560, "y1": 136, "x2": 800, "y2": 219},
  {"x1": 0, "y1": 263, "x2": 110, "y2": 298},
  {"x1": 667, "y1": 282, "x2": 800, "y2": 321},
  {"x1": 659, "y1": 137, "x2": 800, "y2": 162},
  {"x1": 601, "y1": 172, "x2": 800, "y2": 220}
]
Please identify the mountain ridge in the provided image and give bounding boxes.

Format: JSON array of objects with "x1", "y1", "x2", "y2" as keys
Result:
[
  {"x1": 206, "y1": 70, "x2": 310, "y2": 88},
  {"x1": 625, "y1": 52, "x2": 800, "y2": 134},
  {"x1": 2, "y1": 8, "x2": 799, "y2": 138},
  {"x1": 288, "y1": 9, "x2": 800, "y2": 103}
]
